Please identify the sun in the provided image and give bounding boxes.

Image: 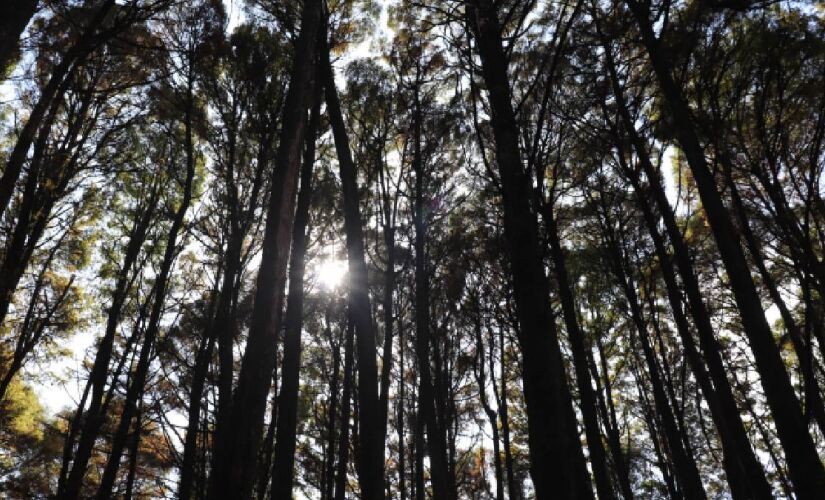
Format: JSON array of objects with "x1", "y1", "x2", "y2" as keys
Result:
[{"x1": 315, "y1": 259, "x2": 347, "y2": 290}]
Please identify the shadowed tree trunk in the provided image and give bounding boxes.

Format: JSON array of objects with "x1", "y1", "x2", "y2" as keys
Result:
[
  {"x1": 334, "y1": 316, "x2": 355, "y2": 500},
  {"x1": 0, "y1": 0, "x2": 38, "y2": 76},
  {"x1": 466, "y1": 1, "x2": 594, "y2": 498},
  {"x1": 58, "y1": 183, "x2": 158, "y2": 500},
  {"x1": 625, "y1": 2, "x2": 825, "y2": 495},
  {"x1": 269, "y1": 92, "x2": 320, "y2": 498},
  {"x1": 95, "y1": 79, "x2": 198, "y2": 500},
  {"x1": 322, "y1": 28, "x2": 384, "y2": 500},
  {"x1": 410, "y1": 75, "x2": 455, "y2": 500},
  {"x1": 544, "y1": 205, "x2": 616, "y2": 500},
  {"x1": 206, "y1": 1, "x2": 321, "y2": 498},
  {"x1": 595, "y1": 15, "x2": 777, "y2": 497}
]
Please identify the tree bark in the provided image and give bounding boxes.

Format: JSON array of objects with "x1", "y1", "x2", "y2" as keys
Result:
[
  {"x1": 269, "y1": 93, "x2": 319, "y2": 498},
  {"x1": 603, "y1": 225, "x2": 707, "y2": 500},
  {"x1": 334, "y1": 317, "x2": 355, "y2": 500},
  {"x1": 322, "y1": 32, "x2": 384, "y2": 500},
  {"x1": 205, "y1": 1, "x2": 321, "y2": 497},
  {"x1": 544, "y1": 206, "x2": 616, "y2": 500},
  {"x1": 625, "y1": 2, "x2": 825, "y2": 495},
  {"x1": 95, "y1": 91, "x2": 197, "y2": 499},
  {"x1": 58, "y1": 185, "x2": 158, "y2": 500},
  {"x1": 466, "y1": 2, "x2": 594, "y2": 498},
  {"x1": 0, "y1": 0, "x2": 38, "y2": 76}
]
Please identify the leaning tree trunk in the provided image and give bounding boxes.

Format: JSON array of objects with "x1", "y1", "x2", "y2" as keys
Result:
[
  {"x1": 603, "y1": 222, "x2": 706, "y2": 500},
  {"x1": 544, "y1": 205, "x2": 615, "y2": 500},
  {"x1": 466, "y1": 2, "x2": 594, "y2": 498},
  {"x1": 322, "y1": 32, "x2": 384, "y2": 500},
  {"x1": 58, "y1": 185, "x2": 157, "y2": 500},
  {"x1": 625, "y1": 2, "x2": 825, "y2": 495},
  {"x1": 205, "y1": 1, "x2": 321, "y2": 498},
  {"x1": 0, "y1": 0, "x2": 38, "y2": 76},
  {"x1": 269, "y1": 94, "x2": 319, "y2": 498},
  {"x1": 94, "y1": 89, "x2": 197, "y2": 500}
]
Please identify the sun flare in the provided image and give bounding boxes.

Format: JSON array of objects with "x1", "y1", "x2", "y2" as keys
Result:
[{"x1": 316, "y1": 259, "x2": 347, "y2": 290}]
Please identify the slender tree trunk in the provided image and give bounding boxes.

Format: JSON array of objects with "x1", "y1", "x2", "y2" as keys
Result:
[
  {"x1": 597, "y1": 23, "x2": 775, "y2": 497},
  {"x1": 397, "y1": 319, "x2": 407, "y2": 500},
  {"x1": 323, "y1": 313, "x2": 341, "y2": 500},
  {"x1": 410, "y1": 85, "x2": 454, "y2": 500},
  {"x1": 334, "y1": 317, "x2": 355, "y2": 500},
  {"x1": 466, "y1": 2, "x2": 594, "y2": 498},
  {"x1": 0, "y1": 0, "x2": 115, "y2": 222},
  {"x1": 95, "y1": 100, "x2": 197, "y2": 500},
  {"x1": 178, "y1": 321, "x2": 218, "y2": 500},
  {"x1": 322, "y1": 33, "x2": 384, "y2": 500},
  {"x1": 589, "y1": 333, "x2": 634, "y2": 500},
  {"x1": 472, "y1": 308, "x2": 504, "y2": 500},
  {"x1": 270, "y1": 94, "x2": 319, "y2": 498},
  {"x1": 59, "y1": 187, "x2": 157, "y2": 500},
  {"x1": 206, "y1": 2, "x2": 321, "y2": 497},
  {"x1": 604, "y1": 227, "x2": 706, "y2": 500},
  {"x1": 625, "y1": 2, "x2": 825, "y2": 495},
  {"x1": 497, "y1": 323, "x2": 519, "y2": 500},
  {"x1": 544, "y1": 205, "x2": 615, "y2": 500},
  {"x1": 123, "y1": 399, "x2": 142, "y2": 500}
]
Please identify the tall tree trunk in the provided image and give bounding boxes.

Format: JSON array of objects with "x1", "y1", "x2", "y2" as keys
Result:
[
  {"x1": 472, "y1": 308, "x2": 504, "y2": 500},
  {"x1": 270, "y1": 94, "x2": 319, "y2": 498},
  {"x1": 95, "y1": 94, "x2": 197, "y2": 499},
  {"x1": 178, "y1": 311, "x2": 219, "y2": 500},
  {"x1": 123, "y1": 398, "x2": 142, "y2": 500},
  {"x1": 466, "y1": 2, "x2": 594, "y2": 498},
  {"x1": 544, "y1": 205, "x2": 616, "y2": 500},
  {"x1": 596, "y1": 21, "x2": 776, "y2": 497},
  {"x1": 603, "y1": 227, "x2": 706, "y2": 500},
  {"x1": 322, "y1": 32, "x2": 384, "y2": 500},
  {"x1": 0, "y1": 0, "x2": 115, "y2": 222},
  {"x1": 334, "y1": 317, "x2": 355, "y2": 500},
  {"x1": 58, "y1": 185, "x2": 157, "y2": 500},
  {"x1": 322, "y1": 309, "x2": 341, "y2": 500},
  {"x1": 625, "y1": 2, "x2": 825, "y2": 495},
  {"x1": 496, "y1": 321, "x2": 520, "y2": 500},
  {"x1": 410, "y1": 84, "x2": 454, "y2": 500},
  {"x1": 206, "y1": 2, "x2": 321, "y2": 497},
  {"x1": 397, "y1": 319, "x2": 407, "y2": 500},
  {"x1": 0, "y1": 0, "x2": 38, "y2": 76},
  {"x1": 589, "y1": 332, "x2": 635, "y2": 500}
]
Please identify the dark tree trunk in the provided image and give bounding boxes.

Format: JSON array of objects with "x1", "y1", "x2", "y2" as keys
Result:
[
  {"x1": 603, "y1": 226, "x2": 706, "y2": 500},
  {"x1": 334, "y1": 317, "x2": 355, "y2": 500},
  {"x1": 397, "y1": 320, "x2": 407, "y2": 500},
  {"x1": 269, "y1": 94, "x2": 319, "y2": 498},
  {"x1": 466, "y1": 2, "x2": 594, "y2": 498},
  {"x1": 544, "y1": 206, "x2": 616, "y2": 500},
  {"x1": 596, "y1": 21, "x2": 776, "y2": 497},
  {"x1": 496, "y1": 321, "x2": 520, "y2": 500},
  {"x1": 59, "y1": 186, "x2": 158, "y2": 500},
  {"x1": 178, "y1": 309, "x2": 220, "y2": 500},
  {"x1": 410, "y1": 85, "x2": 454, "y2": 500},
  {"x1": 206, "y1": 2, "x2": 321, "y2": 498},
  {"x1": 322, "y1": 311, "x2": 341, "y2": 500},
  {"x1": 0, "y1": 0, "x2": 115, "y2": 222},
  {"x1": 123, "y1": 399, "x2": 142, "y2": 500},
  {"x1": 0, "y1": 0, "x2": 38, "y2": 76},
  {"x1": 472, "y1": 308, "x2": 503, "y2": 500},
  {"x1": 95, "y1": 92, "x2": 197, "y2": 499},
  {"x1": 322, "y1": 32, "x2": 384, "y2": 500},
  {"x1": 625, "y1": 2, "x2": 825, "y2": 495}
]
